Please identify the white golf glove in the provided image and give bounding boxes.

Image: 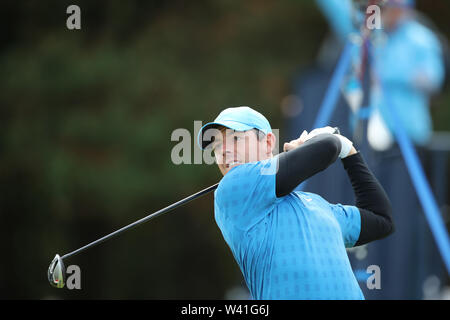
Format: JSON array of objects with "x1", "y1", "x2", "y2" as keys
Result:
[
  {"x1": 335, "y1": 134, "x2": 353, "y2": 159},
  {"x1": 305, "y1": 126, "x2": 353, "y2": 159},
  {"x1": 304, "y1": 126, "x2": 337, "y2": 141}
]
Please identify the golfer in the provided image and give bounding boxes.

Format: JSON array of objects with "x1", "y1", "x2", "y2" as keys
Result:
[{"x1": 198, "y1": 106, "x2": 394, "y2": 300}]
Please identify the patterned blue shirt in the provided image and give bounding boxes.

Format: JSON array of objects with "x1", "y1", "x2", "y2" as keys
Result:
[{"x1": 214, "y1": 157, "x2": 363, "y2": 299}]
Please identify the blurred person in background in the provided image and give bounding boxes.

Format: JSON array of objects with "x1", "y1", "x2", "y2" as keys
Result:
[
  {"x1": 316, "y1": 0, "x2": 445, "y2": 150},
  {"x1": 283, "y1": 0, "x2": 448, "y2": 299}
]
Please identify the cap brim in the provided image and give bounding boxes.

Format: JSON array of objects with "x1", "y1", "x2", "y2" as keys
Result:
[{"x1": 197, "y1": 120, "x2": 254, "y2": 150}]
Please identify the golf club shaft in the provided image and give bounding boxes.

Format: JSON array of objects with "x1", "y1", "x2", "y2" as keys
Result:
[
  {"x1": 60, "y1": 128, "x2": 340, "y2": 261},
  {"x1": 61, "y1": 183, "x2": 219, "y2": 260}
]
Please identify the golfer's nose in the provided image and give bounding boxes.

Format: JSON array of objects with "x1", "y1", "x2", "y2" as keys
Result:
[{"x1": 222, "y1": 138, "x2": 237, "y2": 156}]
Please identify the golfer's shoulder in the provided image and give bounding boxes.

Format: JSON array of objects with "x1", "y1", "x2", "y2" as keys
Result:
[
  {"x1": 403, "y1": 21, "x2": 440, "y2": 48},
  {"x1": 216, "y1": 159, "x2": 276, "y2": 199}
]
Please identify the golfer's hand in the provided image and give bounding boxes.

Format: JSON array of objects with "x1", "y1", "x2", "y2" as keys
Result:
[
  {"x1": 304, "y1": 126, "x2": 336, "y2": 141},
  {"x1": 283, "y1": 130, "x2": 308, "y2": 152},
  {"x1": 283, "y1": 127, "x2": 334, "y2": 152},
  {"x1": 284, "y1": 126, "x2": 357, "y2": 158},
  {"x1": 343, "y1": 142, "x2": 357, "y2": 158},
  {"x1": 306, "y1": 126, "x2": 357, "y2": 158}
]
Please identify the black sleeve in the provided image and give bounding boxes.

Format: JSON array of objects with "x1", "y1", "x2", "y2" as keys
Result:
[
  {"x1": 341, "y1": 152, "x2": 395, "y2": 246},
  {"x1": 275, "y1": 133, "x2": 341, "y2": 197}
]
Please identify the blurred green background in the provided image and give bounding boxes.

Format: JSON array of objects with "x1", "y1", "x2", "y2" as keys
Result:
[{"x1": 0, "y1": 0, "x2": 449, "y2": 299}]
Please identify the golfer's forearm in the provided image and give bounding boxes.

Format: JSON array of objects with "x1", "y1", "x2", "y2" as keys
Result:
[
  {"x1": 341, "y1": 152, "x2": 395, "y2": 246},
  {"x1": 275, "y1": 134, "x2": 341, "y2": 197}
]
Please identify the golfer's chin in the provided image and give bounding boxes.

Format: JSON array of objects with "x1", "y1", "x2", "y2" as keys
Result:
[{"x1": 219, "y1": 163, "x2": 242, "y2": 176}]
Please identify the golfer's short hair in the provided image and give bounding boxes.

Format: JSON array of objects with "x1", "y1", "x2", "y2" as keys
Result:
[{"x1": 253, "y1": 128, "x2": 266, "y2": 140}]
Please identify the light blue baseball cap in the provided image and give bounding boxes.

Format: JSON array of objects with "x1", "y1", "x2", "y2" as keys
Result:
[{"x1": 197, "y1": 106, "x2": 272, "y2": 150}]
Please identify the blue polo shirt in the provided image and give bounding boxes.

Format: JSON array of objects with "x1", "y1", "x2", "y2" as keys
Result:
[{"x1": 214, "y1": 157, "x2": 363, "y2": 300}]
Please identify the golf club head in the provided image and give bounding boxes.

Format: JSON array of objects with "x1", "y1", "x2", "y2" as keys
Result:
[{"x1": 48, "y1": 254, "x2": 66, "y2": 288}]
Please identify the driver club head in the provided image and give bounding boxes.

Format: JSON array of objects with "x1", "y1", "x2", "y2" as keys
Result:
[{"x1": 48, "y1": 254, "x2": 66, "y2": 288}]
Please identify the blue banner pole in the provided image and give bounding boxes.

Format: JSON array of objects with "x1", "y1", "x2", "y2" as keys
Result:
[
  {"x1": 297, "y1": 40, "x2": 355, "y2": 191},
  {"x1": 312, "y1": 40, "x2": 355, "y2": 130}
]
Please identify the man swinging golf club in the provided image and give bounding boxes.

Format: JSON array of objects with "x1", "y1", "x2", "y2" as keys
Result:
[{"x1": 198, "y1": 106, "x2": 394, "y2": 300}]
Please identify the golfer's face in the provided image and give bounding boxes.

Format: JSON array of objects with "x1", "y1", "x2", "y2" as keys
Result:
[{"x1": 212, "y1": 129, "x2": 263, "y2": 176}]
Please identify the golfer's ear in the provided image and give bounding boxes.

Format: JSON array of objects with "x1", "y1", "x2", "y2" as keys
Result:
[{"x1": 266, "y1": 132, "x2": 276, "y2": 154}]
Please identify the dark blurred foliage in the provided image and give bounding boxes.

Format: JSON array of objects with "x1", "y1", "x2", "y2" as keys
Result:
[{"x1": 0, "y1": 0, "x2": 448, "y2": 299}]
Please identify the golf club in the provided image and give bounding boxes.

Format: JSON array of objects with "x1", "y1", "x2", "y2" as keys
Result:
[{"x1": 47, "y1": 182, "x2": 219, "y2": 288}]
